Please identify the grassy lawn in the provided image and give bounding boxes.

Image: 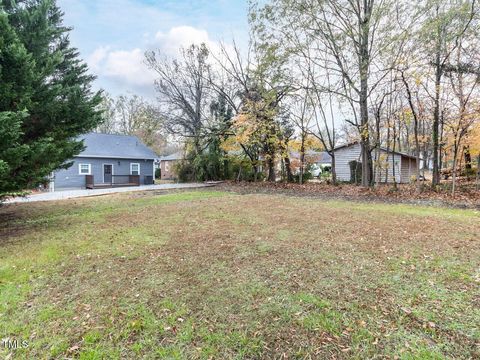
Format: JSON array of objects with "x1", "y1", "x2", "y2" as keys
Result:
[{"x1": 0, "y1": 190, "x2": 479, "y2": 359}]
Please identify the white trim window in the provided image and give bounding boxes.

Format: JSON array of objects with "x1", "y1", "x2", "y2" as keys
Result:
[
  {"x1": 79, "y1": 163, "x2": 91, "y2": 175},
  {"x1": 130, "y1": 163, "x2": 140, "y2": 176}
]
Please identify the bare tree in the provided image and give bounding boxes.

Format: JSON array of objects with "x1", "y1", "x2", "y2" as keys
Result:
[
  {"x1": 445, "y1": 40, "x2": 480, "y2": 195},
  {"x1": 399, "y1": 69, "x2": 423, "y2": 192},
  {"x1": 288, "y1": 91, "x2": 313, "y2": 184},
  {"x1": 96, "y1": 93, "x2": 117, "y2": 134},
  {"x1": 253, "y1": 0, "x2": 409, "y2": 187},
  {"x1": 96, "y1": 93, "x2": 166, "y2": 154},
  {"x1": 145, "y1": 44, "x2": 213, "y2": 156},
  {"x1": 418, "y1": 0, "x2": 477, "y2": 186}
]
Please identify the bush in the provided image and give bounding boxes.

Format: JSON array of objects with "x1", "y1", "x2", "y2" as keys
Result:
[
  {"x1": 319, "y1": 168, "x2": 332, "y2": 181},
  {"x1": 229, "y1": 157, "x2": 262, "y2": 181},
  {"x1": 174, "y1": 161, "x2": 195, "y2": 182},
  {"x1": 463, "y1": 167, "x2": 476, "y2": 179},
  {"x1": 155, "y1": 167, "x2": 161, "y2": 179},
  {"x1": 192, "y1": 152, "x2": 223, "y2": 181},
  {"x1": 293, "y1": 163, "x2": 314, "y2": 183},
  {"x1": 174, "y1": 153, "x2": 267, "y2": 183}
]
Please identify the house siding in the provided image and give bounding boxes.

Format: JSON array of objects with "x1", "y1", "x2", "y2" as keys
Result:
[
  {"x1": 374, "y1": 150, "x2": 401, "y2": 183},
  {"x1": 334, "y1": 143, "x2": 362, "y2": 182},
  {"x1": 161, "y1": 160, "x2": 179, "y2": 180},
  {"x1": 53, "y1": 157, "x2": 154, "y2": 190},
  {"x1": 400, "y1": 156, "x2": 414, "y2": 183}
]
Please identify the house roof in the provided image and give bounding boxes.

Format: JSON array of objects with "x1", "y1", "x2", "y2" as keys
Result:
[
  {"x1": 76, "y1": 133, "x2": 158, "y2": 160},
  {"x1": 290, "y1": 150, "x2": 332, "y2": 163},
  {"x1": 333, "y1": 141, "x2": 417, "y2": 160},
  {"x1": 159, "y1": 151, "x2": 184, "y2": 161}
]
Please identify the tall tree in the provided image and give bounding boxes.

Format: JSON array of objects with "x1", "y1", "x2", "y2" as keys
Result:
[
  {"x1": 0, "y1": 11, "x2": 34, "y2": 197},
  {"x1": 418, "y1": 0, "x2": 477, "y2": 186},
  {"x1": 145, "y1": 44, "x2": 212, "y2": 157},
  {"x1": 289, "y1": 93, "x2": 312, "y2": 184},
  {"x1": 445, "y1": 40, "x2": 479, "y2": 195},
  {"x1": 253, "y1": 0, "x2": 404, "y2": 187},
  {"x1": 400, "y1": 69, "x2": 423, "y2": 192},
  {"x1": 0, "y1": 0, "x2": 102, "y2": 198},
  {"x1": 95, "y1": 93, "x2": 166, "y2": 154}
]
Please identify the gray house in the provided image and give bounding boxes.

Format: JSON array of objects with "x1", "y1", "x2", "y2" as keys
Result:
[
  {"x1": 51, "y1": 133, "x2": 158, "y2": 191},
  {"x1": 332, "y1": 142, "x2": 417, "y2": 184}
]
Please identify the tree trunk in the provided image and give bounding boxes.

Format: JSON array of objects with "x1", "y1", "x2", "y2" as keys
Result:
[
  {"x1": 432, "y1": 40, "x2": 442, "y2": 187},
  {"x1": 392, "y1": 118, "x2": 398, "y2": 189},
  {"x1": 415, "y1": 140, "x2": 421, "y2": 193},
  {"x1": 385, "y1": 118, "x2": 391, "y2": 183},
  {"x1": 451, "y1": 144, "x2": 458, "y2": 197},
  {"x1": 284, "y1": 156, "x2": 294, "y2": 183},
  {"x1": 299, "y1": 136, "x2": 305, "y2": 185},
  {"x1": 401, "y1": 71, "x2": 422, "y2": 193},
  {"x1": 331, "y1": 153, "x2": 337, "y2": 185},
  {"x1": 476, "y1": 154, "x2": 480, "y2": 190},
  {"x1": 464, "y1": 146, "x2": 472, "y2": 170},
  {"x1": 360, "y1": 98, "x2": 371, "y2": 187},
  {"x1": 267, "y1": 157, "x2": 275, "y2": 182},
  {"x1": 359, "y1": 4, "x2": 372, "y2": 187}
]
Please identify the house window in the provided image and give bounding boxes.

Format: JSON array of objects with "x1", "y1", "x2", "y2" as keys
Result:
[
  {"x1": 79, "y1": 163, "x2": 91, "y2": 175},
  {"x1": 130, "y1": 163, "x2": 140, "y2": 175}
]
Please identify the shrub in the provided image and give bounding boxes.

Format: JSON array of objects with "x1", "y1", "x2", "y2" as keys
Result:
[
  {"x1": 174, "y1": 161, "x2": 195, "y2": 182},
  {"x1": 293, "y1": 163, "x2": 315, "y2": 183},
  {"x1": 229, "y1": 157, "x2": 262, "y2": 181},
  {"x1": 192, "y1": 152, "x2": 224, "y2": 181}
]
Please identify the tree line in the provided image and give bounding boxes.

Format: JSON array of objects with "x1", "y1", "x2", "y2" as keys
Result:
[
  {"x1": 2, "y1": 0, "x2": 480, "y2": 200},
  {"x1": 144, "y1": 0, "x2": 480, "y2": 193},
  {"x1": 95, "y1": 93, "x2": 171, "y2": 156}
]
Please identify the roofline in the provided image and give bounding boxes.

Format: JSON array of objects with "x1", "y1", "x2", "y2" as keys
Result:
[
  {"x1": 378, "y1": 147, "x2": 417, "y2": 160},
  {"x1": 333, "y1": 141, "x2": 359, "y2": 150},
  {"x1": 75, "y1": 154, "x2": 157, "y2": 160},
  {"x1": 333, "y1": 142, "x2": 417, "y2": 160},
  {"x1": 80, "y1": 132, "x2": 140, "y2": 138}
]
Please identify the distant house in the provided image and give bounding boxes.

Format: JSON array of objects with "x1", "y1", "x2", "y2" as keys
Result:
[
  {"x1": 159, "y1": 151, "x2": 184, "y2": 180},
  {"x1": 289, "y1": 150, "x2": 332, "y2": 167},
  {"x1": 332, "y1": 142, "x2": 417, "y2": 184},
  {"x1": 286, "y1": 150, "x2": 332, "y2": 177},
  {"x1": 51, "y1": 133, "x2": 158, "y2": 191}
]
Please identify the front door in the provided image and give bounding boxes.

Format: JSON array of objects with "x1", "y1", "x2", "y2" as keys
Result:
[{"x1": 103, "y1": 164, "x2": 112, "y2": 183}]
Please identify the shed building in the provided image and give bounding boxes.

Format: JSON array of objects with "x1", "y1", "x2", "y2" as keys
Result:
[{"x1": 332, "y1": 142, "x2": 417, "y2": 184}]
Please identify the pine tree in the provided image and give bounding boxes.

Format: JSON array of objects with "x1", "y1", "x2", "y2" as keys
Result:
[
  {"x1": 0, "y1": 11, "x2": 35, "y2": 196},
  {"x1": 0, "y1": 0, "x2": 102, "y2": 198}
]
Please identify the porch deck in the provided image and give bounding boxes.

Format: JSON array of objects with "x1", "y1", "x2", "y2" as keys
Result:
[
  {"x1": 85, "y1": 175, "x2": 140, "y2": 189},
  {"x1": 86, "y1": 183, "x2": 140, "y2": 189}
]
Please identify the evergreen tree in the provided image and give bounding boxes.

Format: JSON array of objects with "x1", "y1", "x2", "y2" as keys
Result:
[
  {"x1": 0, "y1": 11, "x2": 35, "y2": 196},
  {"x1": 0, "y1": 0, "x2": 102, "y2": 198}
]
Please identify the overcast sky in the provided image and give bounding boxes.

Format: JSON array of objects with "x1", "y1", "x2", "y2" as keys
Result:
[{"x1": 58, "y1": 0, "x2": 249, "y2": 99}]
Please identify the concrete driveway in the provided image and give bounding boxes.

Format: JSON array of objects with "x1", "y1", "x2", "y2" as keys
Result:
[{"x1": 5, "y1": 183, "x2": 215, "y2": 204}]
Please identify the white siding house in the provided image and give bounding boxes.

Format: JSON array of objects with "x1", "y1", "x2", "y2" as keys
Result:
[{"x1": 333, "y1": 143, "x2": 417, "y2": 184}]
